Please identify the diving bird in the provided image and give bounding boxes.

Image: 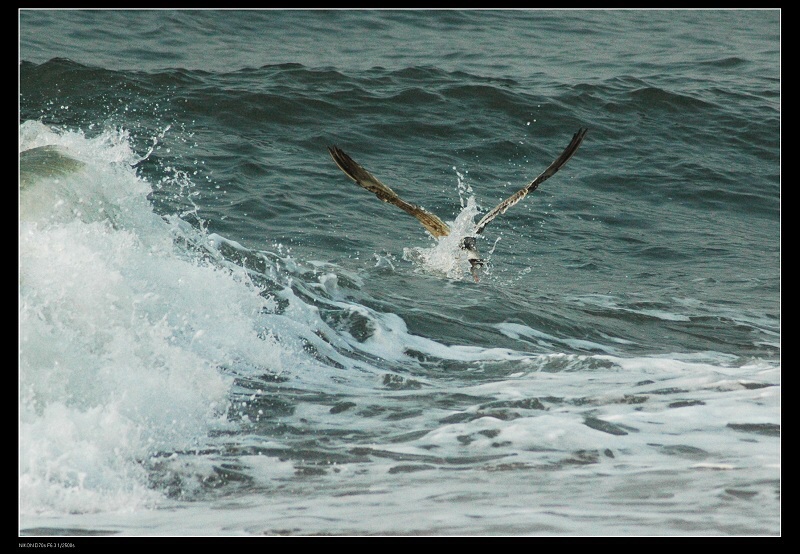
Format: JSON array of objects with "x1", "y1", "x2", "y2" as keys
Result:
[{"x1": 328, "y1": 127, "x2": 587, "y2": 281}]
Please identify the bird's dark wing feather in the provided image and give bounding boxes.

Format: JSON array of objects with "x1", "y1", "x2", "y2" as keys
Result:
[
  {"x1": 473, "y1": 127, "x2": 588, "y2": 235},
  {"x1": 328, "y1": 146, "x2": 451, "y2": 238}
]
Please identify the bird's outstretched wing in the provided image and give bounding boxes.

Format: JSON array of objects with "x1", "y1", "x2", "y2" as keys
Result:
[
  {"x1": 328, "y1": 146, "x2": 451, "y2": 238},
  {"x1": 473, "y1": 127, "x2": 588, "y2": 236}
]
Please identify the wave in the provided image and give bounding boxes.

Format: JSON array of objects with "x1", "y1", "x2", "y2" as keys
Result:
[{"x1": 18, "y1": 120, "x2": 575, "y2": 513}]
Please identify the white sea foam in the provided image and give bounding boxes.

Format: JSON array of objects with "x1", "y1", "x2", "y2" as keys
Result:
[{"x1": 18, "y1": 123, "x2": 283, "y2": 514}]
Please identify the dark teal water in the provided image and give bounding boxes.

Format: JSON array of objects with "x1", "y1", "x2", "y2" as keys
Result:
[{"x1": 19, "y1": 10, "x2": 780, "y2": 536}]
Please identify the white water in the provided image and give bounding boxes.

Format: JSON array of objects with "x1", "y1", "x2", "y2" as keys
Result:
[
  {"x1": 19, "y1": 122, "x2": 780, "y2": 535},
  {"x1": 20, "y1": 122, "x2": 272, "y2": 514}
]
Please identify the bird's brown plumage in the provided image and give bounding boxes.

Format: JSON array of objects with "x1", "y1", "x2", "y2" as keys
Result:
[
  {"x1": 473, "y1": 127, "x2": 588, "y2": 235},
  {"x1": 327, "y1": 146, "x2": 451, "y2": 238},
  {"x1": 328, "y1": 127, "x2": 587, "y2": 242}
]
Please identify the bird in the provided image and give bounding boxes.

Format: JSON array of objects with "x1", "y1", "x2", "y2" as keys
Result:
[{"x1": 328, "y1": 127, "x2": 587, "y2": 282}]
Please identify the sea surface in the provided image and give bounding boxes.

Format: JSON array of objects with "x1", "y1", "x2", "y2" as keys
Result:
[{"x1": 19, "y1": 9, "x2": 780, "y2": 537}]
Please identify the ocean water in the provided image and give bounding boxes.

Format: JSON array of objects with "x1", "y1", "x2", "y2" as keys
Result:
[{"x1": 19, "y1": 9, "x2": 780, "y2": 537}]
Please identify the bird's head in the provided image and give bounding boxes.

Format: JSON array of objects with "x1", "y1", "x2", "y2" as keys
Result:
[{"x1": 459, "y1": 236, "x2": 485, "y2": 282}]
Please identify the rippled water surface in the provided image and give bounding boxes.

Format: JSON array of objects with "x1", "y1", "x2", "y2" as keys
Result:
[{"x1": 19, "y1": 9, "x2": 780, "y2": 537}]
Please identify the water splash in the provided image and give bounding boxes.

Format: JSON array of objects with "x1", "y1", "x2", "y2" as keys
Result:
[
  {"x1": 402, "y1": 196, "x2": 484, "y2": 281},
  {"x1": 454, "y1": 165, "x2": 473, "y2": 208}
]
